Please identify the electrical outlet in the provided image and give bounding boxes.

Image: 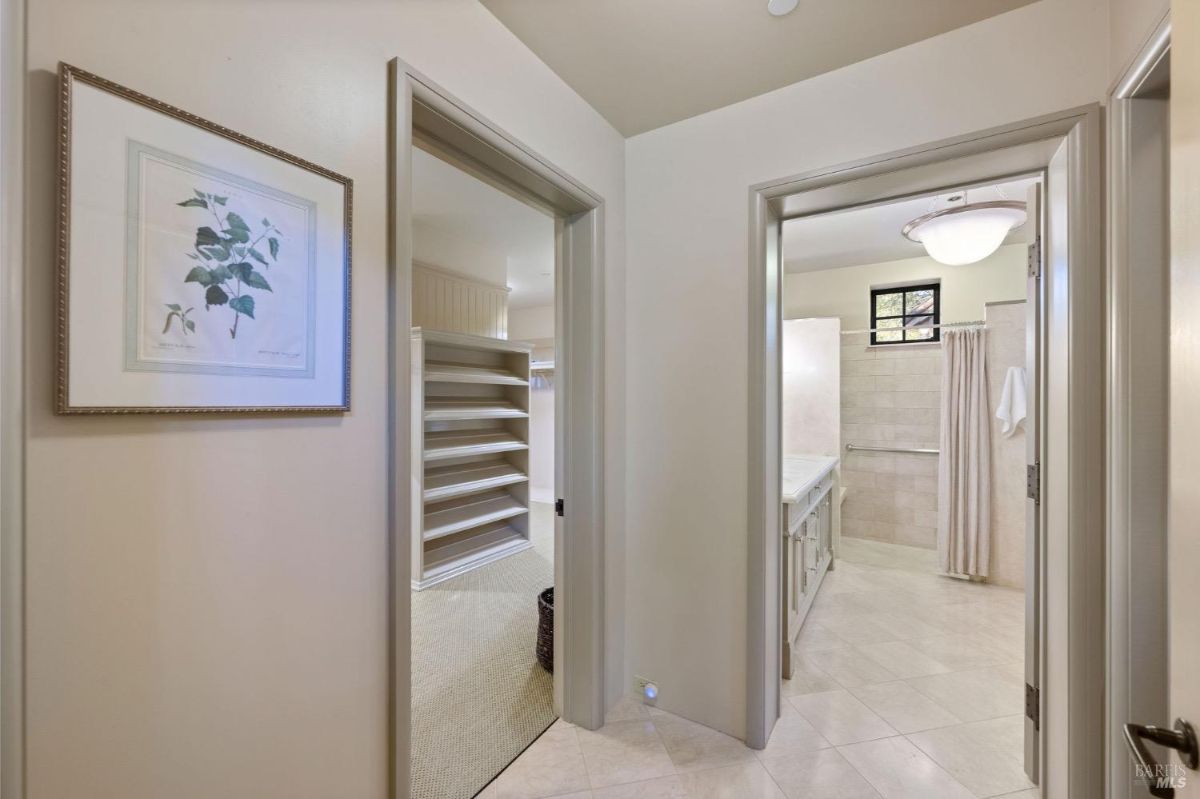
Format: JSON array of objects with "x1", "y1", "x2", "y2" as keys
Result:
[{"x1": 633, "y1": 675, "x2": 658, "y2": 704}]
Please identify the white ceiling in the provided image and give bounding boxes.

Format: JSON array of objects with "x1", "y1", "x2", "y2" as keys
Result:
[
  {"x1": 781, "y1": 177, "x2": 1039, "y2": 273},
  {"x1": 412, "y1": 148, "x2": 555, "y2": 309},
  {"x1": 479, "y1": 0, "x2": 1037, "y2": 136}
]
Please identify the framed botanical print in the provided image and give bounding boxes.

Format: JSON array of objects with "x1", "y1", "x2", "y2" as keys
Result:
[{"x1": 56, "y1": 64, "x2": 351, "y2": 413}]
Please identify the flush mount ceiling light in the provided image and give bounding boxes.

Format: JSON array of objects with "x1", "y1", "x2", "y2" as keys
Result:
[
  {"x1": 901, "y1": 194, "x2": 1027, "y2": 266},
  {"x1": 767, "y1": 0, "x2": 800, "y2": 16}
]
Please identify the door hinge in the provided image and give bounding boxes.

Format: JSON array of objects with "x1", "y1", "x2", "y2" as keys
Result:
[
  {"x1": 1025, "y1": 683, "x2": 1040, "y2": 730},
  {"x1": 1028, "y1": 236, "x2": 1042, "y2": 279},
  {"x1": 1027, "y1": 462, "x2": 1041, "y2": 505},
  {"x1": 555, "y1": 498, "x2": 565, "y2": 517}
]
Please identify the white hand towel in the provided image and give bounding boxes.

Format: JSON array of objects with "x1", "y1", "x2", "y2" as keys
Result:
[{"x1": 996, "y1": 366, "x2": 1027, "y2": 438}]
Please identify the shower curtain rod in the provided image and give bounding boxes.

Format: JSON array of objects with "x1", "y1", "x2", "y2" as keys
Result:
[{"x1": 839, "y1": 319, "x2": 986, "y2": 336}]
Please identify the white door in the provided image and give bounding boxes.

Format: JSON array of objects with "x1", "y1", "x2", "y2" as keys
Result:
[{"x1": 1161, "y1": 5, "x2": 1200, "y2": 796}]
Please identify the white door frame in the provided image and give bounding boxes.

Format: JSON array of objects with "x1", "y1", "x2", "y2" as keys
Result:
[
  {"x1": 1107, "y1": 15, "x2": 1171, "y2": 799},
  {"x1": 388, "y1": 60, "x2": 608, "y2": 799},
  {"x1": 747, "y1": 106, "x2": 1105, "y2": 796},
  {"x1": 1, "y1": 0, "x2": 26, "y2": 796}
]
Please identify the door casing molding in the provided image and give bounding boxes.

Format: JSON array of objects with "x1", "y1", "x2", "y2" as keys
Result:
[
  {"x1": 747, "y1": 105, "x2": 1106, "y2": 798},
  {"x1": 1, "y1": 0, "x2": 26, "y2": 796},
  {"x1": 388, "y1": 59, "x2": 608, "y2": 799},
  {"x1": 1107, "y1": 15, "x2": 1171, "y2": 799}
]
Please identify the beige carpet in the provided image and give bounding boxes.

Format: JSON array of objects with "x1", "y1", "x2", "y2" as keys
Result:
[{"x1": 411, "y1": 501, "x2": 556, "y2": 799}]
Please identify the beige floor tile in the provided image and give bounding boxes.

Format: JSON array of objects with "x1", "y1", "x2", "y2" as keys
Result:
[
  {"x1": 576, "y1": 719, "x2": 676, "y2": 789},
  {"x1": 993, "y1": 790, "x2": 1039, "y2": 799},
  {"x1": 760, "y1": 748, "x2": 882, "y2": 799},
  {"x1": 795, "y1": 619, "x2": 849, "y2": 651},
  {"x1": 855, "y1": 641, "x2": 951, "y2": 679},
  {"x1": 908, "y1": 716, "x2": 1033, "y2": 798},
  {"x1": 677, "y1": 762, "x2": 786, "y2": 799},
  {"x1": 653, "y1": 714, "x2": 758, "y2": 773},
  {"x1": 789, "y1": 690, "x2": 897, "y2": 746},
  {"x1": 907, "y1": 634, "x2": 1013, "y2": 671},
  {"x1": 782, "y1": 652, "x2": 843, "y2": 697},
  {"x1": 756, "y1": 703, "x2": 831, "y2": 759},
  {"x1": 590, "y1": 775, "x2": 687, "y2": 798},
  {"x1": 838, "y1": 736, "x2": 975, "y2": 799},
  {"x1": 546, "y1": 793, "x2": 594, "y2": 799},
  {"x1": 906, "y1": 667, "x2": 1024, "y2": 722},
  {"x1": 607, "y1": 694, "x2": 651, "y2": 723},
  {"x1": 480, "y1": 725, "x2": 590, "y2": 799},
  {"x1": 849, "y1": 681, "x2": 960, "y2": 734},
  {"x1": 807, "y1": 609, "x2": 902, "y2": 646},
  {"x1": 808, "y1": 646, "x2": 900, "y2": 688}
]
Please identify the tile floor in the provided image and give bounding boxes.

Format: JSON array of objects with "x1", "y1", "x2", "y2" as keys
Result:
[{"x1": 480, "y1": 538, "x2": 1031, "y2": 799}]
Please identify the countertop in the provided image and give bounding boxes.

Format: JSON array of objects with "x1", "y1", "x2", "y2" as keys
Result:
[{"x1": 782, "y1": 454, "x2": 839, "y2": 505}]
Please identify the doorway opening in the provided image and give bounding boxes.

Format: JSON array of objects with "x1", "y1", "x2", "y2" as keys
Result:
[
  {"x1": 389, "y1": 62, "x2": 608, "y2": 799},
  {"x1": 747, "y1": 106, "x2": 1105, "y2": 797},
  {"x1": 407, "y1": 143, "x2": 559, "y2": 799},
  {"x1": 778, "y1": 177, "x2": 1039, "y2": 797}
]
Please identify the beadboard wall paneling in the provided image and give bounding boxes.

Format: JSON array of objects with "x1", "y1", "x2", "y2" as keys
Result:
[{"x1": 413, "y1": 261, "x2": 510, "y2": 339}]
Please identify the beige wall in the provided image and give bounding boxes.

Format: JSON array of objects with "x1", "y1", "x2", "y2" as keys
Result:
[
  {"x1": 784, "y1": 244, "x2": 1028, "y2": 330},
  {"x1": 23, "y1": 3, "x2": 625, "y2": 798},
  {"x1": 1109, "y1": 0, "x2": 1169, "y2": 82},
  {"x1": 839, "y1": 336, "x2": 942, "y2": 550},
  {"x1": 510, "y1": 305, "x2": 556, "y2": 503},
  {"x1": 624, "y1": 0, "x2": 1107, "y2": 738},
  {"x1": 985, "y1": 301, "x2": 1029, "y2": 589},
  {"x1": 781, "y1": 318, "x2": 840, "y2": 458}
]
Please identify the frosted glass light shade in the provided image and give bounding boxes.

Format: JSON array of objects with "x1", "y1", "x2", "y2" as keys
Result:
[{"x1": 902, "y1": 201, "x2": 1027, "y2": 266}]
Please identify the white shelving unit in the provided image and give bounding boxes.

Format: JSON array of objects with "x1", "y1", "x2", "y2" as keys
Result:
[{"x1": 411, "y1": 329, "x2": 533, "y2": 590}]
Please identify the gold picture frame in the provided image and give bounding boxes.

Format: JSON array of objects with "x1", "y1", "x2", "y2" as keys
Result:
[{"x1": 56, "y1": 63, "x2": 352, "y2": 414}]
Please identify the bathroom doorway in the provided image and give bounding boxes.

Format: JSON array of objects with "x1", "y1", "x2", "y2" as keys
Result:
[
  {"x1": 747, "y1": 106, "x2": 1106, "y2": 795},
  {"x1": 775, "y1": 179, "x2": 1039, "y2": 797}
]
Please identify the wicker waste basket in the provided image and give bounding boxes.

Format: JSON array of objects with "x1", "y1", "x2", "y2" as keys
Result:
[{"x1": 536, "y1": 587, "x2": 554, "y2": 673}]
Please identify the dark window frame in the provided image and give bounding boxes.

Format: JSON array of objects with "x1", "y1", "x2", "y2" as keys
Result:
[{"x1": 869, "y1": 282, "x2": 941, "y2": 345}]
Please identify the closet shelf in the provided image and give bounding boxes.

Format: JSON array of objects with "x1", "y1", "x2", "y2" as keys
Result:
[
  {"x1": 424, "y1": 399, "x2": 528, "y2": 421},
  {"x1": 424, "y1": 361, "x2": 529, "y2": 386},
  {"x1": 424, "y1": 493, "x2": 529, "y2": 542},
  {"x1": 421, "y1": 522, "x2": 530, "y2": 585},
  {"x1": 412, "y1": 329, "x2": 534, "y2": 590},
  {"x1": 424, "y1": 430, "x2": 528, "y2": 461},
  {"x1": 424, "y1": 461, "x2": 529, "y2": 503}
]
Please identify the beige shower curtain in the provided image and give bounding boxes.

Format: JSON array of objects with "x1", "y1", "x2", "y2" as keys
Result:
[{"x1": 937, "y1": 327, "x2": 991, "y2": 578}]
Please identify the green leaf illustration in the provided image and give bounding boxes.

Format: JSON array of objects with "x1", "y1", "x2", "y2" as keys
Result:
[
  {"x1": 248, "y1": 247, "x2": 268, "y2": 266},
  {"x1": 205, "y1": 285, "x2": 229, "y2": 307},
  {"x1": 268, "y1": 237, "x2": 279, "y2": 260},
  {"x1": 209, "y1": 264, "x2": 234, "y2": 282},
  {"x1": 229, "y1": 262, "x2": 253, "y2": 283},
  {"x1": 243, "y1": 270, "x2": 272, "y2": 292},
  {"x1": 185, "y1": 266, "x2": 213, "y2": 285},
  {"x1": 162, "y1": 312, "x2": 177, "y2": 334},
  {"x1": 185, "y1": 319, "x2": 196, "y2": 333},
  {"x1": 194, "y1": 190, "x2": 206, "y2": 199},
  {"x1": 261, "y1": 218, "x2": 271, "y2": 228},
  {"x1": 165, "y1": 303, "x2": 183, "y2": 312},
  {"x1": 212, "y1": 196, "x2": 228, "y2": 205},
  {"x1": 222, "y1": 227, "x2": 250, "y2": 244},
  {"x1": 177, "y1": 198, "x2": 208, "y2": 209},
  {"x1": 201, "y1": 243, "x2": 230, "y2": 261},
  {"x1": 186, "y1": 252, "x2": 199, "y2": 260},
  {"x1": 229, "y1": 294, "x2": 255, "y2": 319},
  {"x1": 225, "y1": 212, "x2": 250, "y2": 232},
  {"x1": 195, "y1": 226, "x2": 221, "y2": 248}
]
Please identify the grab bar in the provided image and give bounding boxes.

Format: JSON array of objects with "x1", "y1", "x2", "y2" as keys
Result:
[{"x1": 845, "y1": 443, "x2": 939, "y2": 455}]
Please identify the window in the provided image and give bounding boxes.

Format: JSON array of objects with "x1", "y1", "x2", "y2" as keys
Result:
[{"x1": 870, "y1": 282, "x2": 940, "y2": 344}]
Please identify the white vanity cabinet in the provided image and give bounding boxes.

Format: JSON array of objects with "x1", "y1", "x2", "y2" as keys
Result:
[{"x1": 782, "y1": 455, "x2": 839, "y2": 678}]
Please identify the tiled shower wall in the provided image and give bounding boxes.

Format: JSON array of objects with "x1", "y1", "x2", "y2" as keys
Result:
[{"x1": 840, "y1": 333, "x2": 941, "y2": 549}]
